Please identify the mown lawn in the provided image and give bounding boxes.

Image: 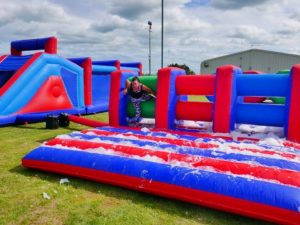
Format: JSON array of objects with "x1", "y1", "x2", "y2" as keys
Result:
[{"x1": 0, "y1": 113, "x2": 273, "y2": 225}]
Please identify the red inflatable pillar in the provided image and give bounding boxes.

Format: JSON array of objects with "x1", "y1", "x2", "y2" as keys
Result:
[
  {"x1": 114, "y1": 60, "x2": 121, "y2": 70},
  {"x1": 109, "y1": 70, "x2": 136, "y2": 126},
  {"x1": 155, "y1": 67, "x2": 185, "y2": 130},
  {"x1": 44, "y1": 37, "x2": 58, "y2": 54},
  {"x1": 109, "y1": 70, "x2": 122, "y2": 126},
  {"x1": 286, "y1": 65, "x2": 300, "y2": 143},
  {"x1": 213, "y1": 65, "x2": 240, "y2": 133},
  {"x1": 11, "y1": 48, "x2": 22, "y2": 56},
  {"x1": 82, "y1": 58, "x2": 92, "y2": 106},
  {"x1": 138, "y1": 63, "x2": 143, "y2": 76}
]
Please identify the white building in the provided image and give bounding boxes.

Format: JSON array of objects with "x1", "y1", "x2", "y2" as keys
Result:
[{"x1": 200, "y1": 49, "x2": 300, "y2": 74}]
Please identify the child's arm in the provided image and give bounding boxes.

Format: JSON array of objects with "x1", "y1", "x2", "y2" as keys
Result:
[
  {"x1": 142, "y1": 85, "x2": 155, "y2": 96},
  {"x1": 123, "y1": 80, "x2": 131, "y2": 95}
]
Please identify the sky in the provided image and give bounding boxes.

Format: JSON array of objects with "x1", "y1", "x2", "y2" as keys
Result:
[{"x1": 0, "y1": 0, "x2": 300, "y2": 74}]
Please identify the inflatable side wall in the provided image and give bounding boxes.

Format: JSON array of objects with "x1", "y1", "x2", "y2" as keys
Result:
[
  {"x1": 121, "y1": 62, "x2": 142, "y2": 76},
  {"x1": 88, "y1": 60, "x2": 120, "y2": 113},
  {"x1": 68, "y1": 57, "x2": 93, "y2": 107}
]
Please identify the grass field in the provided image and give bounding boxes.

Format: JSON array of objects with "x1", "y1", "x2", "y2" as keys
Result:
[{"x1": 0, "y1": 113, "x2": 274, "y2": 225}]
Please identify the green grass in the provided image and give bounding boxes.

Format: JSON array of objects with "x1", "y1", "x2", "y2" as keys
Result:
[{"x1": 0, "y1": 113, "x2": 273, "y2": 225}]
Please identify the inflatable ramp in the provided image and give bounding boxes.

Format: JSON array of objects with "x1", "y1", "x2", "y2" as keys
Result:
[{"x1": 22, "y1": 126, "x2": 300, "y2": 225}]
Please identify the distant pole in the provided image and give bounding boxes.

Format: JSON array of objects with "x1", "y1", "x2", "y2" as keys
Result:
[
  {"x1": 161, "y1": 0, "x2": 164, "y2": 68},
  {"x1": 148, "y1": 21, "x2": 152, "y2": 75}
]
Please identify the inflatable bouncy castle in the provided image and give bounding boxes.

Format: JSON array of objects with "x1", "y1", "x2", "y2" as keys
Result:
[
  {"x1": 23, "y1": 64, "x2": 300, "y2": 224},
  {"x1": 0, "y1": 37, "x2": 141, "y2": 125}
]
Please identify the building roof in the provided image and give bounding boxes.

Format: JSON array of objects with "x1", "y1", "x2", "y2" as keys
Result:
[{"x1": 203, "y1": 49, "x2": 300, "y2": 63}]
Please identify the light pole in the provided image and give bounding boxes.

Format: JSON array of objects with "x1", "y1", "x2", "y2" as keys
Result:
[
  {"x1": 148, "y1": 21, "x2": 152, "y2": 75},
  {"x1": 161, "y1": 0, "x2": 164, "y2": 68}
]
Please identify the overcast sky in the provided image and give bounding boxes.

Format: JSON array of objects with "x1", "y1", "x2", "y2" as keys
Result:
[{"x1": 0, "y1": 0, "x2": 300, "y2": 73}]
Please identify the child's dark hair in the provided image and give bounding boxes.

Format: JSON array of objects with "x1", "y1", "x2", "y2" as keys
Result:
[{"x1": 131, "y1": 76, "x2": 140, "y2": 82}]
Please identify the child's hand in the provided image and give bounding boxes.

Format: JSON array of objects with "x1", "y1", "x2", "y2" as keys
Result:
[
  {"x1": 123, "y1": 88, "x2": 128, "y2": 95},
  {"x1": 149, "y1": 93, "x2": 156, "y2": 99}
]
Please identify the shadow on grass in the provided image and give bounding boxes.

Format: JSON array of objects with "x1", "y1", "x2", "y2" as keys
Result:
[{"x1": 10, "y1": 165, "x2": 274, "y2": 225}]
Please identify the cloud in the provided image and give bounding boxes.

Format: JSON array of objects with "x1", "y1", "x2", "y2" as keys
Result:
[
  {"x1": 0, "y1": 0, "x2": 300, "y2": 73},
  {"x1": 289, "y1": 10, "x2": 300, "y2": 22},
  {"x1": 211, "y1": 0, "x2": 270, "y2": 10},
  {"x1": 90, "y1": 15, "x2": 129, "y2": 33},
  {"x1": 185, "y1": 0, "x2": 210, "y2": 8},
  {"x1": 276, "y1": 21, "x2": 300, "y2": 36},
  {"x1": 0, "y1": 0, "x2": 67, "y2": 26},
  {"x1": 228, "y1": 25, "x2": 277, "y2": 45},
  {"x1": 108, "y1": 0, "x2": 158, "y2": 20}
]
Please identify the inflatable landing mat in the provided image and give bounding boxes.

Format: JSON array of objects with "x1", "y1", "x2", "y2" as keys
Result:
[{"x1": 22, "y1": 126, "x2": 300, "y2": 225}]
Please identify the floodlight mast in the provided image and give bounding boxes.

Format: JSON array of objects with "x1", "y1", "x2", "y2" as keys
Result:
[
  {"x1": 161, "y1": 0, "x2": 164, "y2": 68},
  {"x1": 148, "y1": 21, "x2": 152, "y2": 75}
]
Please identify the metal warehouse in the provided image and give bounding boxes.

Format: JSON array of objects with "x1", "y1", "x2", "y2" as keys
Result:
[{"x1": 201, "y1": 49, "x2": 300, "y2": 74}]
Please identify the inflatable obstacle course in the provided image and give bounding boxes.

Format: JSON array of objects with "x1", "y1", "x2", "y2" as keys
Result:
[{"x1": 22, "y1": 62, "x2": 300, "y2": 224}]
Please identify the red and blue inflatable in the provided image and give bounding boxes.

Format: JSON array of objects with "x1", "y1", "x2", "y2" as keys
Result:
[
  {"x1": 0, "y1": 37, "x2": 85, "y2": 125},
  {"x1": 0, "y1": 37, "x2": 141, "y2": 125},
  {"x1": 22, "y1": 54, "x2": 300, "y2": 224}
]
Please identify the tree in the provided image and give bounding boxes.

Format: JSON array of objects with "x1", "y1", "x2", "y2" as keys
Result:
[{"x1": 168, "y1": 63, "x2": 195, "y2": 75}]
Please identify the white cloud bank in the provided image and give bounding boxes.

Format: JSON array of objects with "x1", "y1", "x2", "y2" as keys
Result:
[{"x1": 0, "y1": 0, "x2": 300, "y2": 73}]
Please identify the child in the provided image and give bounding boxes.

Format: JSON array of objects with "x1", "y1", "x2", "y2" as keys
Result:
[{"x1": 123, "y1": 76, "x2": 155, "y2": 124}]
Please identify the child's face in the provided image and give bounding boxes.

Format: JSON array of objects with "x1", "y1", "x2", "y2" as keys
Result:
[{"x1": 132, "y1": 80, "x2": 140, "y2": 91}]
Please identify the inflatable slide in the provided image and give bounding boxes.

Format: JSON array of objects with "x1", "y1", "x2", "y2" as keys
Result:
[{"x1": 0, "y1": 37, "x2": 85, "y2": 125}]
